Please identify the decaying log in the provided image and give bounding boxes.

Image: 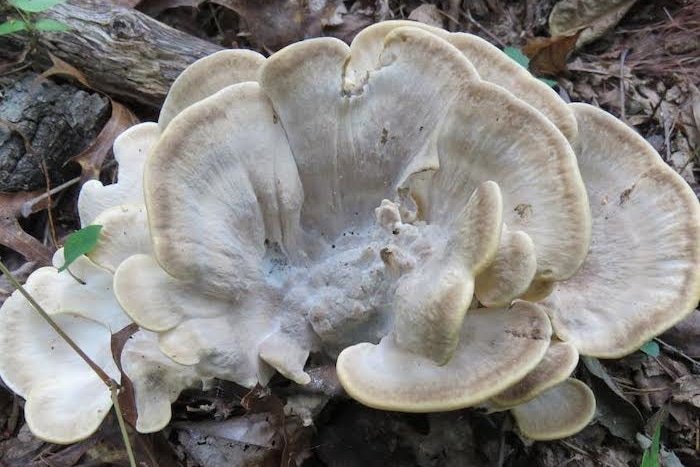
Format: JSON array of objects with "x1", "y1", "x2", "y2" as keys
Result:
[
  {"x1": 0, "y1": 73, "x2": 110, "y2": 192},
  {"x1": 0, "y1": 0, "x2": 223, "y2": 108}
]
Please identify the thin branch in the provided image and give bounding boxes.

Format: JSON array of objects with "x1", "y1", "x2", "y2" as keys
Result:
[
  {"x1": 619, "y1": 48, "x2": 629, "y2": 123},
  {"x1": 20, "y1": 159, "x2": 117, "y2": 218},
  {"x1": 111, "y1": 387, "x2": 137, "y2": 467},
  {"x1": 654, "y1": 337, "x2": 700, "y2": 368}
]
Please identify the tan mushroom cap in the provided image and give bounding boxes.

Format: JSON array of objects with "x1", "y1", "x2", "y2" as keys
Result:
[
  {"x1": 511, "y1": 378, "x2": 596, "y2": 440},
  {"x1": 392, "y1": 181, "x2": 502, "y2": 365},
  {"x1": 347, "y1": 20, "x2": 578, "y2": 142},
  {"x1": 542, "y1": 103, "x2": 700, "y2": 357},
  {"x1": 121, "y1": 330, "x2": 207, "y2": 433},
  {"x1": 260, "y1": 27, "x2": 477, "y2": 237},
  {"x1": 88, "y1": 204, "x2": 152, "y2": 272},
  {"x1": 475, "y1": 225, "x2": 537, "y2": 307},
  {"x1": 491, "y1": 340, "x2": 578, "y2": 408},
  {"x1": 145, "y1": 82, "x2": 303, "y2": 297},
  {"x1": 78, "y1": 122, "x2": 160, "y2": 226},
  {"x1": 336, "y1": 301, "x2": 552, "y2": 412},
  {"x1": 158, "y1": 49, "x2": 266, "y2": 129},
  {"x1": 417, "y1": 79, "x2": 590, "y2": 284}
]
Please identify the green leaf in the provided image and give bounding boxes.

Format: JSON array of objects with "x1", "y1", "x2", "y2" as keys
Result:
[
  {"x1": 503, "y1": 46, "x2": 558, "y2": 88},
  {"x1": 8, "y1": 0, "x2": 68, "y2": 13},
  {"x1": 640, "y1": 340, "x2": 660, "y2": 357},
  {"x1": 33, "y1": 18, "x2": 69, "y2": 32},
  {"x1": 58, "y1": 225, "x2": 103, "y2": 272},
  {"x1": 640, "y1": 422, "x2": 661, "y2": 467},
  {"x1": 0, "y1": 19, "x2": 28, "y2": 35},
  {"x1": 503, "y1": 46, "x2": 530, "y2": 68}
]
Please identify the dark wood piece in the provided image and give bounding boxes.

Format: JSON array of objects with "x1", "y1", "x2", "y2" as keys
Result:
[{"x1": 0, "y1": 0, "x2": 224, "y2": 108}]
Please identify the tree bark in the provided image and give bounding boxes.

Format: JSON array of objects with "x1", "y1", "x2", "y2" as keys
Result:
[{"x1": 0, "y1": 0, "x2": 224, "y2": 108}]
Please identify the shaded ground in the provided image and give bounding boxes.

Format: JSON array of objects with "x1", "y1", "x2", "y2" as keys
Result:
[{"x1": 0, "y1": 0, "x2": 699, "y2": 466}]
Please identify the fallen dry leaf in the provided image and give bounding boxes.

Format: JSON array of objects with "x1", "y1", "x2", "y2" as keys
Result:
[
  {"x1": 69, "y1": 100, "x2": 139, "y2": 183},
  {"x1": 549, "y1": 0, "x2": 638, "y2": 47},
  {"x1": 672, "y1": 375, "x2": 700, "y2": 409},
  {"x1": 137, "y1": 0, "x2": 200, "y2": 16},
  {"x1": 110, "y1": 323, "x2": 140, "y2": 428},
  {"x1": 408, "y1": 4, "x2": 445, "y2": 29},
  {"x1": 215, "y1": 0, "x2": 345, "y2": 51},
  {"x1": 41, "y1": 53, "x2": 91, "y2": 88},
  {"x1": 0, "y1": 191, "x2": 52, "y2": 266},
  {"x1": 523, "y1": 31, "x2": 581, "y2": 77}
]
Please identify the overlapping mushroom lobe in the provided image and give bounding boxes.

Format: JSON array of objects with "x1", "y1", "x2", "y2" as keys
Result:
[{"x1": 542, "y1": 104, "x2": 700, "y2": 357}]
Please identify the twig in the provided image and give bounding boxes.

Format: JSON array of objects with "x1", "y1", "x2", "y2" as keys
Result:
[
  {"x1": 20, "y1": 159, "x2": 117, "y2": 218},
  {"x1": 560, "y1": 440, "x2": 590, "y2": 457},
  {"x1": 111, "y1": 388, "x2": 136, "y2": 467},
  {"x1": 619, "y1": 48, "x2": 629, "y2": 123},
  {"x1": 661, "y1": 104, "x2": 675, "y2": 162},
  {"x1": 654, "y1": 338, "x2": 700, "y2": 369},
  {"x1": 459, "y1": 8, "x2": 506, "y2": 47},
  {"x1": 39, "y1": 160, "x2": 58, "y2": 249}
]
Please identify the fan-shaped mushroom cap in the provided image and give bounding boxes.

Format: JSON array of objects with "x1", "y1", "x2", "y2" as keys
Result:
[
  {"x1": 542, "y1": 104, "x2": 700, "y2": 357},
  {"x1": 121, "y1": 330, "x2": 208, "y2": 433},
  {"x1": 79, "y1": 49, "x2": 267, "y2": 228},
  {"x1": 0, "y1": 251, "x2": 124, "y2": 443},
  {"x1": 475, "y1": 225, "x2": 537, "y2": 307},
  {"x1": 511, "y1": 378, "x2": 596, "y2": 440},
  {"x1": 145, "y1": 81, "x2": 303, "y2": 297},
  {"x1": 88, "y1": 204, "x2": 152, "y2": 272},
  {"x1": 336, "y1": 301, "x2": 552, "y2": 412},
  {"x1": 491, "y1": 340, "x2": 578, "y2": 408},
  {"x1": 392, "y1": 181, "x2": 502, "y2": 364},
  {"x1": 347, "y1": 20, "x2": 578, "y2": 142},
  {"x1": 158, "y1": 49, "x2": 266, "y2": 129},
  {"x1": 78, "y1": 122, "x2": 160, "y2": 226}
]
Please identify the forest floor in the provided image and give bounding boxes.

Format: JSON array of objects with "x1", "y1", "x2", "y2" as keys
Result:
[{"x1": 0, "y1": 0, "x2": 699, "y2": 466}]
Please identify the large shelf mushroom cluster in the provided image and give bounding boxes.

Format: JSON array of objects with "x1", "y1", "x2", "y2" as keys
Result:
[{"x1": 1, "y1": 21, "x2": 699, "y2": 444}]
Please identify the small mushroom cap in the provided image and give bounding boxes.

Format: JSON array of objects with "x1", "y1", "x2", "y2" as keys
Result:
[
  {"x1": 78, "y1": 122, "x2": 160, "y2": 226},
  {"x1": 542, "y1": 103, "x2": 700, "y2": 357},
  {"x1": 0, "y1": 267, "x2": 121, "y2": 443},
  {"x1": 392, "y1": 181, "x2": 502, "y2": 364},
  {"x1": 491, "y1": 340, "x2": 578, "y2": 407},
  {"x1": 88, "y1": 204, "x2": 152, "y2": 272},
  {"x1": 121, "y1": 330, "x2": 206, "y2": 433},
  {"x1": 336, "y1": 301, "x2": 552, "y2": 412},
  {"x1": 158, "y1": 49, "x2": 266, "y2": 129},
  {"x1": 511, "y1": 378, "x2": 596, "y2": 440},
  {"x1": 475, "y1": 225, "x2": 537, "y2": 307}
]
